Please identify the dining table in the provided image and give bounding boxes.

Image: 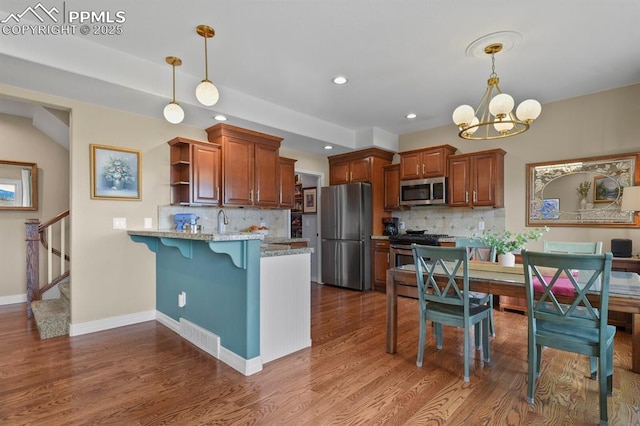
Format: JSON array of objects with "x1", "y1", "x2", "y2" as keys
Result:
[{"x1": 386, "y1": 261, "x2": 640, "y2": 374}]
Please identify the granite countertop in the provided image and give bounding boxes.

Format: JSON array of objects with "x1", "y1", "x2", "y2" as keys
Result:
[
  {"x1": 127, "y1": 229, "x2": 313, "y2": 257},
  {"x1": 127, "y1": 229, "x2": 264, "y2": 241}
]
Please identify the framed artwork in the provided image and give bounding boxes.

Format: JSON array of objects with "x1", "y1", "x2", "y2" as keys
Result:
[
  {"x1": 90, "y1": 144, "x2": 141, "y2": 200},
  {"x1": 539, "y1": 198, "x2": 560, "y2": 219},
  {"x1": 302, "y1": 187, "x2": 317, "y2": 214},
  {"x1": 593, "y1": 175, "x2": 620, "y2": 203}
]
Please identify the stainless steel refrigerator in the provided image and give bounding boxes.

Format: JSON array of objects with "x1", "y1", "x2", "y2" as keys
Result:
[{"x1": 321, "y1": 182, "x2": 372, "y2": 291}]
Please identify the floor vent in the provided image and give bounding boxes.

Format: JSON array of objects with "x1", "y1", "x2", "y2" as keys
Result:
[{"x1": 179, "y1": 318, "x2": 220, "y2": 358}]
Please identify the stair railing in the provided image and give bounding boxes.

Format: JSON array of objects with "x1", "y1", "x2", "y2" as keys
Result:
[{"x1": 25, "y1": 210, "x2": 70, "y2": 318}]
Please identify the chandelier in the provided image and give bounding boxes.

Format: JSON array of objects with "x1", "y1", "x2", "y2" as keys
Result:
[{"x1": 452, "y1": 43, "x2": 541, "y2": 140}]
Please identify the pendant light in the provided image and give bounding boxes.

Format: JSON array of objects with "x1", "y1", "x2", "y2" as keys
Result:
[
  {"x1": 163, "y1": 56, "x2": 184, "y2": 124},
  {"x1": 195, "y1": 24, "x2": 220, "y2": 106},
  {"x1": 452, "y1": 41, "x2": 541, "y2": 140}
]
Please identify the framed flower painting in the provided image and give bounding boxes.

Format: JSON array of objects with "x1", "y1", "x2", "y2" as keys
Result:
[{"x1": 90, "y1": 144, "x2": 141, "y2": 200}]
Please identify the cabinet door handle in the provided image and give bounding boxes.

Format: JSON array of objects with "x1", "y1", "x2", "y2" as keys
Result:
[
  {"x1": 256, "y1": 190, "x2": 260, "y2": 202},
  {"x1": 350, "y1": 171, "x2": 353, "y2": 181},
  {"x1": 422, "y1": 164, "x2": 425, "y2": 175},
  {"x1": 473, "y1": 190, "x2": 477, "y2": 203},
  {"x1": 465, "y1": 191, "x2": 469, "y2": 203},
  {"x1": 216, "y1": 187, "x2": 220, "y2": 201},
  {"x1": 250, "y1": 189, "x2": 254, "y2": 203},
  {"x1": 416, "y1": 164, "x2": 419, "y2": 175}
]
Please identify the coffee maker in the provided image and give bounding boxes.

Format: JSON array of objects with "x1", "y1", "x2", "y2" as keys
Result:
[{"x1": 382, "y1": 217, "x2": 399, "y2": 236}]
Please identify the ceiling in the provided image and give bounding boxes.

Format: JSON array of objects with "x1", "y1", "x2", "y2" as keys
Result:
[{"x1": 1, "y1": 0, "x2": 639, "y2": 155}]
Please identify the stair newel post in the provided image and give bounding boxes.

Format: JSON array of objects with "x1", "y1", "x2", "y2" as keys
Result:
[{"x1": 25, "y1": 219, "x2": 40, "y2": 319}]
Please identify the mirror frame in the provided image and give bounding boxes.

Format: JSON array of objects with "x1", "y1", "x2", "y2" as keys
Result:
[
  {"x1": 526, "y1": 152, "x2": 640, "y2": 228},
  {"x1": 0, "y1": 160, "x2": 38, "y2": 211}
]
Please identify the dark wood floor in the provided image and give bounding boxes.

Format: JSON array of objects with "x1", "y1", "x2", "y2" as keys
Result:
[{"x1": 1, "y1": 284, "x2": 638, "y2": 425}]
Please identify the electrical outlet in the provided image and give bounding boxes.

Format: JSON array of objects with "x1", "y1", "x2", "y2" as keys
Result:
[
  {"x1": 113, "y1": 218, "x2": 127, "y2": 229},
  {"x1": 144, "y1": 217, "x2": 153, "y2": 229},
  {"x1": 178, "y1": 291, "x2": 186, "y2": 308},
  {"x1": 399, "y1": 222, "x2": 405, "y2": 230},
  {"x1": 478, "y1": 221, "x2": 485, "y2": 230}
]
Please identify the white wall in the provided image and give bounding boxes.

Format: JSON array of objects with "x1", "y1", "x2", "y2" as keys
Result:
[{"x1": 398, "y1": 83, "x2": 640, "y2": 253}]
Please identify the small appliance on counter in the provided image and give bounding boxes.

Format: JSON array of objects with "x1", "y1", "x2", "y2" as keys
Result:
[
  {"x1": 611, "y1": 238, "x2": 632, "y2": 258},
  {"x1": 382, "y1": 217, "x2": 399, "y2": 236},
  {"x1": 174, "y1": 213, "x2": 200, "y2": 232}
]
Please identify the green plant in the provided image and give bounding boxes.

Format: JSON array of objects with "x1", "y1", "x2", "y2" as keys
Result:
[
  {"x1": 478, "y1": 227, "x2": 548, "y2": 255},
  {"x1": 576, "y1": 180, "x2": 591, "y2": 198}
]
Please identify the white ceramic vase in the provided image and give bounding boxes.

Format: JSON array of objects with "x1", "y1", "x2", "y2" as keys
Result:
[{"x1": 498, "y1": 252, "x2": 516, "y2": 267}]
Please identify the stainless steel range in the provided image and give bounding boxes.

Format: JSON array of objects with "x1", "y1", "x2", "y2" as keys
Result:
[{"x1": 389, "y1": 230, "x2": 449, "y2": 268}]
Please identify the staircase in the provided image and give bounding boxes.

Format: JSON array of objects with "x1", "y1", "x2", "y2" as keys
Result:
[
  {"x1": 30, "y1": 282, "x2": 70, "y2": 339},
  {"x1": 26, "y1": 211, "x2": 70, "y2": 339}
]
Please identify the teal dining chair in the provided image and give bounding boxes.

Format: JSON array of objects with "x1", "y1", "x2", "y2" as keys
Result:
[
  {"x1": 412, "y1": 244, "x2": 491, "y2": 382},
  {"x1": 456, "y1": 237, "x2": 497, "y2": 337},
  {"x1": 521, "y1": 249, "x2": 615, "y2": 425},
  {"x1": 543, "y1": 240, "x2": 603, "y2": 378}
]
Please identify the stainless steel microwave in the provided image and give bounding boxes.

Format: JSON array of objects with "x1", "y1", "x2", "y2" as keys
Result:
[{"x1": 400, "y1": 177, "x2": 447, "y2": 206}]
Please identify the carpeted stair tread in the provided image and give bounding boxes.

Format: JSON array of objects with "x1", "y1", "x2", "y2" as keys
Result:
[{"x1": 31, "y1": 298, "x2": 70, "y2": 339}]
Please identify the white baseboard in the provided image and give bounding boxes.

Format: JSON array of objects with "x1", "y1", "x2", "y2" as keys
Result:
[
  {"x1": 69, "y1": 310, "x2": 156, "y2": 336},
  {"x1": 0, "y1": 293, "x2": 27, "y2": 306},
  {"x1": 154, "y1": 310, "x2": 263, "y2": 376}
]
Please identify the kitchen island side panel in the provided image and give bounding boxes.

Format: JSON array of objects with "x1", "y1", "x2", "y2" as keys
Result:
[{"x1": 154, "y1": 239, "x2": 261, "y2": 360}]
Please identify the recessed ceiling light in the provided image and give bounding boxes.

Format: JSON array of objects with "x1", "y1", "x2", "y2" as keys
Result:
[
  {"x1": 324, "y1": 145, "x2": 333, "y2": 150},
  {"x1": 214, "y1": 115, "x2": 227, "y2": 121},
  {"x1": 406, "y1": 113, "x2": 417, "y2": 119},
  {"x1": 332, "y1": 76, "x2": 348, "y2": 85}
]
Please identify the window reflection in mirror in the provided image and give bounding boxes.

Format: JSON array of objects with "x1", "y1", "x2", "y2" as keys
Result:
[
  {"x1": 527, "y1": 153, "x2": 639, "y2": 227},
  {"x1": 0, "y1": 160, "x2": 37, "y2": 211}
]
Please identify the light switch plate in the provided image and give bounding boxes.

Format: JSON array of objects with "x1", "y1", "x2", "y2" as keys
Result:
[{"x1": 113, "y1": 217, "x2": 127, "y2": 229}]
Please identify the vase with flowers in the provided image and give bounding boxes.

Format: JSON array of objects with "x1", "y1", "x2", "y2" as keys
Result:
[
  {"x1": 479, "y1": 227, "x2": 548, "y2": 266},
  {"x1": 576, "y1": 180, "x2": 591, "y2": 210}
]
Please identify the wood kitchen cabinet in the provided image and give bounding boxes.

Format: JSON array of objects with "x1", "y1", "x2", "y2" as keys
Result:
[
  {"x1": 168, "y1": 137, "x2": 221, "y2": 206},
  {"x1": 399, "y1": 145, "x2": 457, "y2": 180},
  {"x1": 371, "y1": 239, "x2": 390, "y2": 292},
  {"x1": 206, "y1": 123, "x2": 283, "y2": 208},
  {"x1": 328, "y1": 148, "x2": 394, "y2": 236},
  {"x1": 279, "y1": 157, "x2": 297, "y2": 209},
  {"x1": 448, "y1": 148, "x2": 506, "y2": 208},
  {"x1": 383, "y1": 163, "x2": 403, "y2": 210}
]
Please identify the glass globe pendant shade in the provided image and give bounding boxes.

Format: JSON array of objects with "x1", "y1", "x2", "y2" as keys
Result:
[
  {"x1": 516, "y1": 99, "x2": 542, "y2": 123},
  {"x1": 195, "y1": 80, "x2": 220, "y2": 106},
  {"x1": 163, "y1": 102, "x2": 184, "y2": 124},
  {"x1": 489, "y1": 93, "x2": 514, "y2": 118},
  {"x1": 493, "y1": 119, "x2": 514, "y2": 133},
  {"x1": 452, "y1": 104, "x2": 475, "y2": 126}
]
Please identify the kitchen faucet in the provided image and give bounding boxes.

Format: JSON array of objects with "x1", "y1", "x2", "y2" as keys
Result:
[{"x1": 217, "y1": 209, "x2": 229, "y2": 234}]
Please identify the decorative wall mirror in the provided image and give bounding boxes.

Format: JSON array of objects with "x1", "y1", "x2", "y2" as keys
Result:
[
  {"x1": 526, "y1": 152, "x2": 640, "y2": 227},
  {"x1": 0, "y1": 160, "x2": 38, "y2": 211}
]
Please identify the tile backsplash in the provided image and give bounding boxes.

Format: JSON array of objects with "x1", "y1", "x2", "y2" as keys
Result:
[
  {"x1": 158, "y1": 205, "x2": 289, "y2": 237},
  {"x1": 390, "y1": 206, "x2": 506, "y2": 237}
]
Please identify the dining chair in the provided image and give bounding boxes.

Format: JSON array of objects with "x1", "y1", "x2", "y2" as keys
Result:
[
  {"x1": 456, "y1": 237, "x2": 497, "y2": 337},
  {"x1": 521, "y1": 249, "x2": 615, "y2": 425},
  {"x1": 543, "y1": 240, "x2": 603, "y2": 378},
  {"x1": 412, "y1": 244, "x2": 491, "y2": 382}
]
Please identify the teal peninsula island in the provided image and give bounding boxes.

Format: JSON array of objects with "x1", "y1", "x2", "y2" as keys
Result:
[{"x1": 128, "y1": 230, "x2": 312, "y2": 375}]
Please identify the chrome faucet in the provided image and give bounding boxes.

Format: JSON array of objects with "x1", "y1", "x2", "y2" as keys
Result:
[{"x1": 217, "y1": 209, "x2": 229, "y2": 234}]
